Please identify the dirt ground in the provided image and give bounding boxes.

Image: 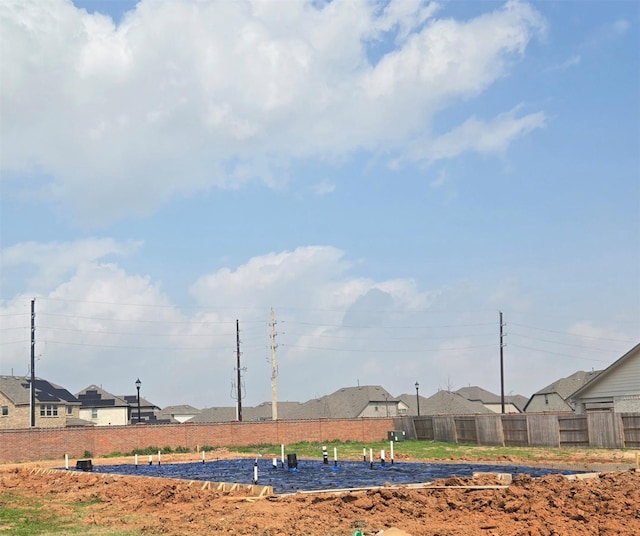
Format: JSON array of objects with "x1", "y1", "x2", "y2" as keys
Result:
[{"x1": 1, "y1": 450, "x2": 639, "y2": 536}]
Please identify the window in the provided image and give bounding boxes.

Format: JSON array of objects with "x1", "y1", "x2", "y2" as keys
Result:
[
  {"x1": 91, "y1": 408, "x2": 98, "y2": 419},
  {"x1": 39, "y1": 405, "x2": 59, "y2": 417},
  {"x1": 66, "y1": 406, "x2": 73, "y2": 416},
  {"x1": 1, "y1": 406, "x2": 8, "y2": 417}
]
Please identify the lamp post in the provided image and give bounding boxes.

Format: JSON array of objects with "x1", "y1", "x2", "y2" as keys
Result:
[
  {"x1": 135, "y1": 378, "x2": 141, "y2": 424},
  {"x1": 415, "y1": 381, "x2": 420, "y2": 416}
]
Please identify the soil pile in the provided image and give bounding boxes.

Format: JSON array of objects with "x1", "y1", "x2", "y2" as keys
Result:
[{"x1": 1, "y1": 465, "x2": 638, "y2": 535}]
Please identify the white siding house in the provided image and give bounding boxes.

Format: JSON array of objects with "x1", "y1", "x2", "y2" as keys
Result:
[
  {"x1": 76, "y1": 385, "x2": 129, "y2": 426},
  {"x1": 570, "y1": 343, "x2": 640, "y2": 413}
]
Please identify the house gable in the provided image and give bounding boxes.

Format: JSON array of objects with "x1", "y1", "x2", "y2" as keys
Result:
[
  {"x1": 76, "y1": 385, "x2": 130, "y2": 426},
  {"x1": 570, "y1": 343, "x2": 640, "y2": 412}
]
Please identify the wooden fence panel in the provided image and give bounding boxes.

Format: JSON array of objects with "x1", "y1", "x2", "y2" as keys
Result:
[
  {"x1": 587, "y1": 412, "x2": 624, "y2": 448},
  {"x1": 527, "y1": 414, "x2": 560, "y2": 447},
  {"x1": 412, "y1": 412, "x2": 635, "y2": 448},
  {"x1": 558, "y1": 415, "x2": 589, "y2": 447},
  {"x1": 432, "y1": 416, "x2": 457, "y2": 443},
  {"x1": 476, "y1": 414, "x2": 504, "y2": 446},
  {"x1": 621, "y1": 413, "x2": 640, "y2": 448},
  {"x1": 454, "y1": 417, "x2": 477, "y2": 444},
  {"x1": 414, "y1": 417, "x2": 434, "y2": 441},
  {"x1": 501, "y1": 415, "x2": 529, "y2": 446}
]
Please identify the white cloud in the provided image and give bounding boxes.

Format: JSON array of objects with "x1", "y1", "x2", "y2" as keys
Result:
[
  {"x1": 420, "y1": 107, "x2": 546, "y2": 161},
  {"x1": 1, "y1": 238, "x2": 141, "y2": 292},
  {"x1": 547, "y1": 54, "x2": 581, "y2": 72},
  {"x1": 0, "y1": 239, "x2": 633, "y2": 408},
  {"x1": 1, "y1": 0, "x2": 545, "y2": 224},
  {"x1": 311, "y1": 179, "x2": 336, "y2": 196}
]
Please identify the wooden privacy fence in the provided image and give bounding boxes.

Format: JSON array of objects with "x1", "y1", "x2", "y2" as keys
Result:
[{"x1": 413, "y1": 412, "x2": 640, "y2": 448}]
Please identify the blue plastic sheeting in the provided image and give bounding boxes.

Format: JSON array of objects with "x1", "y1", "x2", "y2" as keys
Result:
[{"x1": 84, "y1": 459, "x2": 583, "y2": 494}]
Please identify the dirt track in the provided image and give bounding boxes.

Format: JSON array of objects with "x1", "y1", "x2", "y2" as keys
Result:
[{"x1": 1, "y1": 451, "x2": 639, "y2": 535}]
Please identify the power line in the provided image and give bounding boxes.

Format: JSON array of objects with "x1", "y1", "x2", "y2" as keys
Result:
[
  {"x1": 509, "y1": 343, "x2": 612, "y2": 363},
  {"x1": 281, "y1": 342, "x2": 495, "y2": 353},
  {"x1": 282, "y1": 320, "x2": 495, "y2": 329},
  {"x1": 508, "y1": 322, "x2": 636, "y2": 343},
  {"x1": 508, "y1": 331, "x2": 623, "y2": 352}
]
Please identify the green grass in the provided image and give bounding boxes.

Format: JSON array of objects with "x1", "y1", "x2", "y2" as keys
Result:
[
  {"x1": 0, "y1": 493, "x2": 141, "y2": 535},
  {"x1": 226, "y1": 439, "x2": 616, "y2": 463}
]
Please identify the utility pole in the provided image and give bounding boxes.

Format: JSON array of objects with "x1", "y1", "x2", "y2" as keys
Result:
[
  {"x1": 30, "y1": 299, "x2": 36, "y2": 427},
  {"x1": 236, "y1": 319, "x2": 242, "y2": 422},
  {"x1": 270, "y1": 309, "x2": 278, "y2": 421},
  {"x1": 500, "y1": 311, "x2": 505, "y2": 414}
]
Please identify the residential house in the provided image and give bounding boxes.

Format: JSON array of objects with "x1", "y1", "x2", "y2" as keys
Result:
[
  {"x1": 0, "y1": 375, "x2": 84, "y2": 429},
  {"x1": 523, "y1": 370, "x2": 601, "y2": 413},
  {"x1": 76, "y1": 385, "x2": 130, "y2": 426},
  {"x1": 410, "y1": 389, "x2": 495, "y2": 416},
  {"x1": 299, "y1": 385, "x2": 407, "y2": 419},
  {"x1": 156, "y1": 405, "x2": 201, "y2": 423},
  {"x1": 455, "y1": 386, "x2": 524, "y2": 414},
  {"x1": 570, "y1": 343, "x2": 640, "y2": 413},
  {"x1": 76, "y1": 384, "x2": 164, "y2": 425},
  {"x1": 121, "y1": 393, "x2": 162, "y2": 424},
  {"x1": 191, "y1": 385, "x2": 408, "y2": 423}
]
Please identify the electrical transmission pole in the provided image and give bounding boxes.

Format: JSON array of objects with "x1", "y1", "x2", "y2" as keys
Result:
[
  {"x1": 270, "y1": 309, "x2": 278, "y2": 421},
  {"x1": 500, "y1": 311, "x2": 505, "y2": 414},
  {"x1": 236, "y1": 319, "x2": 242, "y2": 422},
  {"x1": 30, "y1": 298, "x2": 36, "y2": 427}
]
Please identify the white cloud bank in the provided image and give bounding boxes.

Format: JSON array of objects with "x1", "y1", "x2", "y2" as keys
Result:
[
  {"x1": 1, "y1": 238, "x2": 631, "y2": 409},
  {"x1": 1, "y1": 0, "x2": 545, "y2": 224}
]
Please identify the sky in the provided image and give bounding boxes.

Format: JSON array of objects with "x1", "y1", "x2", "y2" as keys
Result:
[{"x1": 1, "y1": 0, "x2": 639, "y2": 411}]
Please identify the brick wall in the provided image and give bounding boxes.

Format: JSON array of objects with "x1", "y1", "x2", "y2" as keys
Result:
[{"x1": 0, "y1": 417, "x2": 400, "y2": 463}]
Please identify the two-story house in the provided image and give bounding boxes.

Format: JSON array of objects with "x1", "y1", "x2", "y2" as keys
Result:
[{"x1": 0, "y1": 375, "x2": 83, "y2": 429}]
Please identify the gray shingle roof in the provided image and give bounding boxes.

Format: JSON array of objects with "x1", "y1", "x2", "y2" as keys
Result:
[
  {"x1": 455, "y1": 386, "x2": 502, "y2": 404},
  {"x1": 418, "y1": 390, "x2": 494, "y2": 415},
  {"x1": 157, "y1": 404, "x2": 200, "y2": 416},
  {"x1": 191, "y1": 385, "x2": 397, "y2": 422},
  {"x1": 300, "y1": 385, "x2": 396, "y2": 419},
  {"x1": 0, "y1": 376, "x2": 78, "y2": 406},
  {"x1": 534, "y1": 370, "x2": 602, "y2": 399}
]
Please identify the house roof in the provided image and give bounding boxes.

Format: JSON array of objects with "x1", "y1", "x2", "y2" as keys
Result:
[
  {"x1": 192, "y1": 386, "x2": 398, "y2": 422},
  {"x1": 0, "y1": 376, "x2": 78, "y2": 406},
  {"x1": 189, "y1": 406, "x2": 239, "y2": 423},
  {"x1": 76, "y1": 385, "x2": 129, "y2": 408},
  {"x1": 569, "y1": 342, "x2": 640, "y2": 401},
  {"x1": 299, "y1": 385, "x2": 396, "y2": 419},
  {"x1": 158, "y1": 404, "x2": 200, "y2": 415},
  {"x1": 417, "y1": 390, "x2": 494, "y2": 415},
  {"x1": 66, "y1": 417, "x2": 96, "y2": 427},
  {"x1": 120, "y1": 394, "x2": 159, "y2": 409},
  {"x1": 455, "y1": 386, "x2": 502, "y2": 404},
  {"x1": 509, "y1": 394, "x2": 529, "y2": 412},
  {"x1": 532, "y1": 370, "x2": 602, "y2": 399}
]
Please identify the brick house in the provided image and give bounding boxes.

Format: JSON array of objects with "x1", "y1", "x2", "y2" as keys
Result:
[{"x1": 0, "y1": 375, "x2": 83, "y2": 429}]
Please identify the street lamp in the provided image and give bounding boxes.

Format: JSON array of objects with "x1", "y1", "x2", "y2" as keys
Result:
[
  {"x1": 135, "y1": 378, "x2": 141, "y2": 424},
  {"x1": 415, "y1": 381, "x2": 420, "y2": 416}
]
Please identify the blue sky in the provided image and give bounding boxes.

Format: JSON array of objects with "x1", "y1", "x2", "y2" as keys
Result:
[{"x1": 1, "y1": 0, "x2": 638, "y2": 410}]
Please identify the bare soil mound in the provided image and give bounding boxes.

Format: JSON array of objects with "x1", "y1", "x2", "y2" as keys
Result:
[{"x1": 1, "y1": 462, "x2": 638, "y2": 535}]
